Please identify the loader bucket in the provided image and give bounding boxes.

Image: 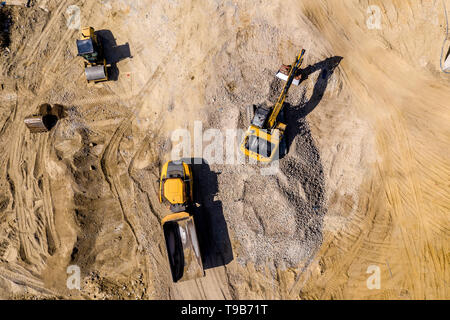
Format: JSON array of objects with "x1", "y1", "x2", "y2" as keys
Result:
[
  {"x1": 162, "y1": 213, "x2": 204, "y2": 282},
  {"x1": 85, "y1": 65, "x2": 107, "y2": 82}
]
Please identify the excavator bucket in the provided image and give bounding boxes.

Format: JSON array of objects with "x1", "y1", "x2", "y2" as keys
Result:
[
  {"x1": 276, "y1": 64, "x2": 301, "y2": 85},
  {"x1": 85, "y1": 65, "x2": 107, "y2": 83},
  {"x1": 162, "y1": 213, "x2": 204, "y2": 283},
  {"x1": 24, "y1": 103, "x2": 60, "y2": 133},
  {"x1": 276, "y1": 49, "x2": 306, "y2": 85}
]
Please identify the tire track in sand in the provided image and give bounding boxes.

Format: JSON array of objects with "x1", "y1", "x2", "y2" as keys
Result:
[
  {"x1": 98, "y1": 49, "x2": 174, "y2": 247},
  {"x1": 23, "y1": 0, "x2": 72, "y2": 67},
  {"x1": 100, "y1": 115, "x2": 140, "y2": 246}
]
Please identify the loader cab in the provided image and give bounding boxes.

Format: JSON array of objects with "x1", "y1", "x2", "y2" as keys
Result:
[
  {"x1": 77, "y1": 27, "x2": 103, "y2": 64},
  {"x1": 159, "y1": 160, "x2": 194, "y2": 212},
  {"x1": 77, "y1": 27, "x2": 108, "y2": 83}
]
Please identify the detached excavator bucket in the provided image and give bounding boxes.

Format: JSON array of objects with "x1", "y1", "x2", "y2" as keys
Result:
[
  {"x1": 24, "y1": 114, "x2": 58, "y2": 133},
  {"x1": 162, "y1": 213, "x2": 204, "y2": 283},
  {"x1": 85, "y1": 65, "x2": 107, "y2": 83}
]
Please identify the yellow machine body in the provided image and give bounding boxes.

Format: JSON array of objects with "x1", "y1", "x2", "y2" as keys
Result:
[
  {"x1": 240, "y1": 49, "x2": 306, "y2": 163},
  {"x1": 77, "y1": 27, "x2": 108, "y2": 83},
  {"x1": 80, "y1": 26, "x2": 95, "y2": 40},
  {"x1": 163, "y1": 178, "x2": 185, "y2": 204},
  {"x1": 159, "y1": 160, "x2": 194, "y2": 211},
  {"x1": 240, "y1": 124, "x2": 286, "y2": 163}
]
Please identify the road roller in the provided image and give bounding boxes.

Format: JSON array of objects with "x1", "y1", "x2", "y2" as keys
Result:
[{"x1": 76, "y1": 27, "x2": 108, "y2": 83}]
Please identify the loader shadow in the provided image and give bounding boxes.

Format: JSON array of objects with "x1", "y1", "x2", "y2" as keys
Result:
[
  {"x1": 182, "y1": 158, "x2": 234, "y2": 270},
  {"x1": 95, "y1": 29, "x2": 132, "y2": 81}
]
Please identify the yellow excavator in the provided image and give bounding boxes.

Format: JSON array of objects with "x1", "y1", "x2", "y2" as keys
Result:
[
  {"x1": 76, "y1": 27, "x2": 108, "y2": 83},
  {"x1": 240, "y1": 49, "x2": 306, "y2": 162},
  {"x1": 159, "y1": 160, "x2": 204, "y2": 283}
]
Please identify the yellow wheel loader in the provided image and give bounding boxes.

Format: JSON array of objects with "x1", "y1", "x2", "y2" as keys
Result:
[
  {"x1": 240, "y1": 49, "x2": 306, "y2": 162},
  {"x1": 159, "y1": 160, "x2": 204, "y2": 282},
  {"x1": 76, "y1": 27, "x2": 108, "y2": 83}
]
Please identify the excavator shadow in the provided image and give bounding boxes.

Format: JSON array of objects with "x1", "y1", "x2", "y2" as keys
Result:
[
  {"x1": 95, "y1": 29, "x2": 132, "y2": 81},
  {"x1": 182, "y1": 158, "x2": 234, "y2": 270},
  {"x1": 283, "y1": 55, "x2": 343, "y2": 155},
  {"x1": 275, "y1": 57, "x2": 342, "y2": 271}
]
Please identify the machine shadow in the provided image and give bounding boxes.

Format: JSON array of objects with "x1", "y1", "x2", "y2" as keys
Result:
[
  {"x1": 282, "y1": 56, "x2": 343, "y2": 154},
  {"x1": 295, "y1": 56, "x2": 343, "y2": 118},
  {"x1": 39, "y1": 103, "x2": 67, "y2": 119},
  {"x1": 95, "y1": 29, "x2": 132, "y2": 81},
  {"x1": 277, "y1": 56, "x2": 342, "y2": 271},
  {"x1": 182, "y1": 157, "x2": 234, "y2": 270},
  {"x1": 0, "y1": 7, "x2": 12, "y2": 49}
]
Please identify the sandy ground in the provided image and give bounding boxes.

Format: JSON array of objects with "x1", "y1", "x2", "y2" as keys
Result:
[{"x1": 0, "y1": 0, "x2": 448, "y2": 299}]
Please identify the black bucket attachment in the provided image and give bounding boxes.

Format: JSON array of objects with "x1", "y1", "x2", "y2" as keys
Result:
[
  {"x1": 162, "y1": 214, "x2": 204, "y2": 282},
  {"x1": 24, "y1": 103, "x2": 60, "y2": 133}
]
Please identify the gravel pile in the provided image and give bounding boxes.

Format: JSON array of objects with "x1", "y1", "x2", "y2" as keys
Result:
[{"x1": 202, "y1": 23, "x2": 330, "y2": 269}]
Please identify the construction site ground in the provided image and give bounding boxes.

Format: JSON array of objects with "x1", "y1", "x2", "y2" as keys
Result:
[{"x1": 0, "y1": 0, "x2": 448, "y2": 299}]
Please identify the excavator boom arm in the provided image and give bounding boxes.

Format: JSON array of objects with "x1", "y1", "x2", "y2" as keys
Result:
[{"x1": 267, "y1": 49, "x2": 306, "y2": 129}]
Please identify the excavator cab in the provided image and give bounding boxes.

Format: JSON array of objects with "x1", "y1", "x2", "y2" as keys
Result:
[
  {"x1": 76, "y1": 27, "x2": 108, "y2": 83},
  {"x1": 240, "y1": 49, "x2": 306, "y2": 163},
  {"x1": 241, "y1": 124, "x2": 284, "y2": 162}
]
